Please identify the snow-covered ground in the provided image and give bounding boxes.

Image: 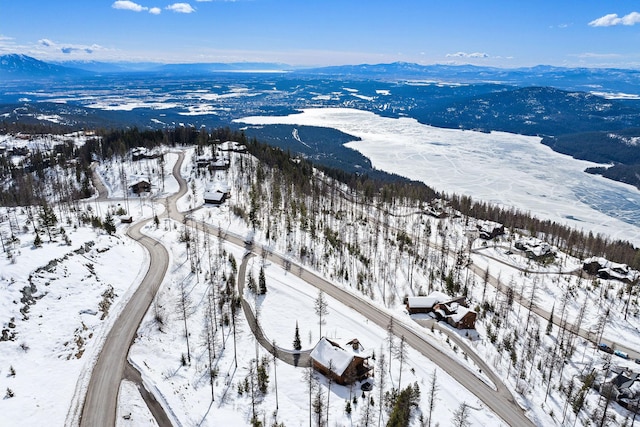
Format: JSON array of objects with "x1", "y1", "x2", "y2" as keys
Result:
[
  {"x1": 0, "y1": 213, "x2": 147, "y2": 426},
  {"x1": 2, "y1": 135, "x2": 640, "y2": 427},
  {"x1": 236, "y1": 108, "x2": 640, "y2": 246},
  {"x1": 129, "y1": 214, "x2": 503, "y2": 426}
]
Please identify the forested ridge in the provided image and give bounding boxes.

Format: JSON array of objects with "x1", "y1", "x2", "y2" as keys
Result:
[
  {"x1": 1, "y1": 124, "x2": 639, "y2": 269},
  {"x1": 542, "y1": 129, "x2": 640, "y2": 189}
]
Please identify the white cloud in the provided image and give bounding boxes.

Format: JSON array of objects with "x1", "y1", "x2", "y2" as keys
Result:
[
  {"x1": 39, "y1": 38, "x2": 55, "y2": 47},
  {"x1": 166, "y1": 3, "x2": 195, "y2": 13},
  {"x1": 112, "y1": 1, "x2": 148, "y2": 12},
  {"x1": 446, "y1": 51, "x2": 489, "y2": 59},
  {"x1": 575, "y1": 52, "x2": 622, "y2": 59},
  {"x1": 37, "y1": 38, "x2": 104, "y2": 55},
  {"x1": 0, "y1": 35, "x2": 19, "y2": 54},
  {"x1": 149, "y1": 7, "x2": 162, "y2": 14},
  {"x1": 589, "y1": 12, "x2": 640, "y2": 27}
]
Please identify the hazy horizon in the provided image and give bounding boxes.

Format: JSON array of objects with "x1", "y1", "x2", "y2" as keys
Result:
[{"x1": 2, "y1": 1, "x2": 640, "y2": 68}]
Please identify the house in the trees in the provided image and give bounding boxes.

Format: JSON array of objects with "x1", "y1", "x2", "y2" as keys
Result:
[
  {"x1": 514, "y1": 238, "x2": 555, "y2": 260},
  {"x1": 10, "y1": 145, "x2": 29, "y2": 156},
  {"x1": 600, "y1": 369, "x2": 640, "y2": 408},
  {"x1": 220, "y1": 140, "x2": 248, "y2": 153},
  {"x1": 407, "y1": 292, "x2": 476, "y2": 329},
  {"x1": 433, "y1": 303, "x2": 477, "y2": 329},
  {"x1": 131, "y1": 147, "x2": 149, "y2": 161},
  {"x1": 195, "y1": 155, "x2": 215, "y2": 168},
  {"x1": 204, "y1": 189, "x2": 227, "y2": 205},
  {"x1": 425, "y1": 200, "x2": 448, "y2": 218},
  {"x1": 130, "y1": 180, "x2": 151, "y2": 194},
  {"x1": 476, "y1": 220, "x2": 505, "y2": 240},
  {"x1": 131, "y1": 147, "x2": 160, "y2": 161},
  {"x1": 583, "y1": 257, "x2": 640, "y2": 284},
  {"x1": 204, "y1": 183, "x2": 230, "y2": 205},
  {"x1": 309, "y1": 337, "x2": 373, "y2": 385},
  {"x1": 406, "y1": 292, "x2": 452, "y2": 314},
  {"x1": 209, "y1": 158, "x2": 230, "y2": 171}
]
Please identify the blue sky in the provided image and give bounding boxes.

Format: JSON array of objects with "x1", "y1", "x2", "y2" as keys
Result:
[{"x1": 1, "y1": 0, "x2": 640, "y2": 67}]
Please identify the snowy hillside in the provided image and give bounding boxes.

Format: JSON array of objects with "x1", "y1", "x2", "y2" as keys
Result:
[{"x1": 1, "y1": 136, "x2": 640, "y2": 426}]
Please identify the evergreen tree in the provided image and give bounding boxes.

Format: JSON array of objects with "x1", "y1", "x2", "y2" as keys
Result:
[
  {"x1": 39, "y1": 202, "x2": 58, "y2": 241},
  {"x1": 257, "y1": 356, "x2": 270, "y2": 394},
  {"x1": 386, "y1": 384, "x2": 420, "y2": 427},
  {"x1": 259, "y1": 266, "x2": 267, "y2": 294},
  {"x1": 293, "y1": 321, "x2": 302, "y2": 350},
  {"x1": 33, "y1": 233, "x2": 42, "y2": 248},
  {"x1": 247, "y1": 272, "x2": 256, "y2": 293},
  {"x1": 546, "y1": 303, "x2": 555, "y2": 335},
  {"x1": 104, "y1": 212, "x2": 116, "y2": 235}
]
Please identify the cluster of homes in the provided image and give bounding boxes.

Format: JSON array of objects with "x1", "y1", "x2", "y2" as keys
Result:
[
  {"x1": 405, "y1": 291, "x2": 477, "y2": 329},
  {"x1": 196, "y1": 141, "x2": 247, "y2": 206},
  {"x1": 307, "y1": 291, "x2": 478, "y2": 388},
  {"x1": 473, "y1": 220, "x2": 559, "y2": 263},
  {"x1": 128, "y1": 141, "x2": 247, "y2": 207}
]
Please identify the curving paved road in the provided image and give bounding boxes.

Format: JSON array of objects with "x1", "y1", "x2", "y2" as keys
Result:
[
  {"x1": 80, "y1": 217, "x2": 170, "y2": 427},
  {"x1": 80, "y1": 155, "x2": 186, "y2": 427},
  {"x1": 253, "y1": 247, "x2": 533, "y2": 426},
  {"x1": 237, "y1": 252, "x2": 311, "y2": 367}
]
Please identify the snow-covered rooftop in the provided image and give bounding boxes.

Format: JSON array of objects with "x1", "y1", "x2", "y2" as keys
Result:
[
  {"x1": 407, "y1": 291, "x2": 450, "y2": 309},
  {"x1": 309, "y1": 337, "x2": 372, "y2": 376}
]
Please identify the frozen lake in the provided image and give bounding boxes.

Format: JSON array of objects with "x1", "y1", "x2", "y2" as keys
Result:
[{"x1": 237, "y1": 108, "x2": 640, "y2": 246}]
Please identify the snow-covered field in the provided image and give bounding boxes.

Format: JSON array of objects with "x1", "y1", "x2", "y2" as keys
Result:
[
  {"x1": 0, "y1": 214, "x2": 147, "y2": 426},
  {"x1": 236, "y1": 108, "x2": 640, "y2": 246}
]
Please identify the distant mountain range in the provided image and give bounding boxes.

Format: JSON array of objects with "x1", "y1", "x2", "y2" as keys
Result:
[
  {"x1": 3, "y1": 54, "x2": 640, "y2": 189},
  {"x1": 0, "y1": 54, "x2": 293, "y2": 78},
  {"x1": 2, "y1": 54, "x2": 640, "y2": 94},
  {"x1": 0, "y1": 54, "x2": 91, "y2": 80}
]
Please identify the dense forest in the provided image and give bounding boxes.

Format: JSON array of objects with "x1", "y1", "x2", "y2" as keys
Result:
[{"x1": 1, "y1": 124, "x2": 639, "y2": 269}]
